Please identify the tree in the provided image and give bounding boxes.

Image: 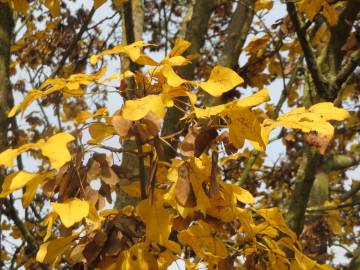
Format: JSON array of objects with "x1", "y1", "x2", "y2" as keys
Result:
[{"x1": 0, "y1": 0, "x2": 359, "y2": 269}]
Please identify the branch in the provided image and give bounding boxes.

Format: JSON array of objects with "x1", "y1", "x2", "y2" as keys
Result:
[
  {"x1": 218, "y1": 0, "x2": 256, "y2": 68},
  {"x1": 285, "y1": 147, "x2": 320, "y2": 235},
  {"x1": 209, "y1": 151, "x2": 220, "y2": 197},
  {"x1": 161, "y1": 0, "x2": 217, "y2": 161},
  {"x1": 334, "y1": 50, "x2": 360, "y2": 89},
  {"x1": 135, "y1": 130, "x2": 147, "y2": 200},
  {"x1": 340, "y1": 182, "x2": 360, "y2": 203},
  {"x1": 326, "y1": 147, "x2": 360, "y2": 171},
  {"x1": 306, "y1": 200, "x2": 360, "y2": 212},
  {"x1": 239, "y1": 151, "x2": 259, "y2": 186},
  {"x1": 286, "y1": 2, "x2": 329, "y2": 98},
  {"x1": 2, "y1": 198, "x2": 38, "y2": 252},
  {"x1": 50, "y1": 8, "x2": 95, "y2": 78}
]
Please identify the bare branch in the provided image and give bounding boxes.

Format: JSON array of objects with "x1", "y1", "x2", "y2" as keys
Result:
[{"x1": 286, "y1": 2, "x2": 329, "y2": 98}]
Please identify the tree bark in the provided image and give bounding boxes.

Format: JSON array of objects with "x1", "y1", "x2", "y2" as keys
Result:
[
  {"x1": 116, "y1": 0, "x2": 145, "y2": 208},
  {"x1": 160, "y1": 0, "x2": 217, "y2": 161},
  {"x1": 0, "y1": 3, "x2": 14, "y2": 267},
  {"x1": 0, "y1": 4, "x2": 13, "y2": 154}
]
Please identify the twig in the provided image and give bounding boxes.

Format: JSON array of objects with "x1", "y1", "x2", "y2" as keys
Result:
[
  {"x1": 239, "y1": 151, "x2": 259, "y2": 186},
  {"x1": 209, "y1": 151, "x2": 220, "y2": 197},
  {"x1": 286, "y1": 2, "x2": 328, "y2": 98},
  {"x1": 135, "y1": 130, "x2": 147, "y2": 200},
  {"x1": 307, "y1": 200, "x2": 360, "y2": 212}
]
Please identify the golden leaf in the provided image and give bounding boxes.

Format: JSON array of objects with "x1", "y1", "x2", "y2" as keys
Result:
[
  {"x1": 136, "y1": 199, "x2": 172, "y2": 246},
  {"x1": 88, "y1": 123, "x2": 115, "y2": 143},
  {"x1": 0, "y1": 171, "x2": 38, "y2": 198},
  {"x1": 195, "y1": 66, "x2": 244, "y2": 97},
  {"x1": 261, "y1": 102, "x2": 350, "y2": 146},
  {"x1": 254, "y1": 0, "x2": 273, "y2": 11},
  {"x1": 256, "y1": 208, "x2": 297, "y2": 242},
  {"x1": 43, "y1": 0, "x2": 60, "y2": 17},
  {"x1": 93, "y1": 0, "x2": 106, "y2": 9},
  {"x1": 51, "y1": 198, "x2": 90, "y2": 228},
  {"x1": 38, "y1": 132, "x2": 75, "y2": 169},
  {"x1": 122, "y1": 94, "x2": 165, "y2": 121},
  {"x1": 178, "y1": 220, "x2": 228, "y2": 262},
  {"x1": 297, "y1": 0, "x2": 324, "y2": 21},
  {"x1": 36, "y1": 233, "x2": 79, "y2": 265}
]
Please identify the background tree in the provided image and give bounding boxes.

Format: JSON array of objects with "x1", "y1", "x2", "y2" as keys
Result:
[{"x1": 0, "y1": 0, "x2": 359, "y2": 269}]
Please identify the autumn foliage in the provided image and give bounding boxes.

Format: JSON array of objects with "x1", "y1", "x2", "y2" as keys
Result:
[{"x1": 0, "y1": 0, "x2": 359, "y2": 270}]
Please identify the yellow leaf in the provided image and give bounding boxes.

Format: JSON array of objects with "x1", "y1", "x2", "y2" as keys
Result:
[
  {"x1": 74, "y1": 107, "x2": 107, "y2": 124},
  {"x1": 51, "y1": 198, "x2": 90, "y2": 228},
  {"x1": 254, "y1": 0, "x2": 273, "y2": 11},
  {"x1": 297, "y1": 0, "x2": 324, "y2": 21},
  {"x1": 0, "y1": 133, "x2": 73, "y2": 169},
  {"x1": 42, "y1": 0, "x2": 60, "y2": 17},
  {"x1": 0, "y1": 149, "x2": 23, "y2": 167},
  {"x1": 227, "y1": 107, "x2": 265, "y2": 151},
  {"x1": 229, "y1": 184, "x2": 255, "y2": 204},
  {"x1": 195, "y1": 66, "x2": 244, "y2": 97},
  {"x1": 0, "y1": 171, "x2": 37, "y2": 197},
  {"x1": 160, "y1": 64, "x2": 187, "y2": 87},
  {"x1": 22, "y1": 171, "x2": 54, "y2": 207},
  {"x1": 122, "y1": 94, "x2": 165, "y2": 121},
  {"x1": 136, "y1": 199, "x2": 172, "y2": 246},
  {"x1": 43, "y1": 212, "x2": 57, "y2": 241},
  {"x1": 261, "y1": 102, "x2": 349, "y2": 145},
  {"x1": 9, "y1": 69, "x2": 105, "y2": 117},
  {"x1": 121, "y1": 181, "x2": 141, "y2": 197},
  {"x1": 99, "y1": 70, "x2": 135, "y2": 83},
  {"x1": 90, "y1": 41, "x2": 158, "y2": 66},
  {"x1": 256, "y1": 207, "x2": 297, "y2": 242},
  {"x1": 308, "y1": 102, "x2": 350, "y2": 121},
  {"x1": 88, "y1": 123, "x2": 115, "y2": 143},
  {"x1": 120, "y1": 243, "x2": 159, "y2": 270},
  {"x1": 236, "y1": 89, "x2": 270, "y2": 107},
  {"x1": 7, "y1": 0, "x2": 29, "y2": 13},
  {"x1": 38, "y1": 132, "x2": 75, "y2": 169},
  {"x1": 178, "y1": 220, "x2": 228, "y2": 262},
  {"x1": 166, "y1": 38, "x2": 191, "y2": 58},
  {"x1": 93, "y1": 0, "x2": 106, "y2": 9},
  {"x1": 194, "y1": 104, "x2": 226, "y2": 118},
  {"x1": 323, "y1": 1, "x2": 342, "y2": 26},
  {"x1": 36, "y1": 233, "x2": 79, "y2": 265}
]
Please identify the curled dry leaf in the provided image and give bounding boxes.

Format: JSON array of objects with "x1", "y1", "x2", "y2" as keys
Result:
[
  {"x1": 87, "y1": 153, "x2": 119, "y2": 185},
  {"x1": 142, "y1": 111, "x2": 161, "y2": 136},
  {"x1": 83, "y1": 230, "x2": 108, "y2": 264},
  {"x1": 180, "y1": 126, "x2": 218, "y2": 157},
  {"x1": 303, "y1": 131, "x2": 332, "y2": 155},
  {"x1": 175, "y1": 163, "x2": 196, "y2": 207},
  {"x1": 217, "y1": 131, "x2": 237, "y2": 155},
  {"x1": 112, "y1": 115, "x2": 133, "y2": 137}
]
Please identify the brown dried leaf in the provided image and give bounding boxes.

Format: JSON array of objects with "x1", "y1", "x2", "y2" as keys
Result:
[
  {"x1": 341, "y1": 33, "x2": 360, "y2": 52},
  {"x1": 87, "y1": 153, "x2": 119, "y2": 185},
  {"x1": 175, "y1": 164, "x2": 196, "y2": 207},
  {"x1": 180, "y1": 127, "x2": 197, "y2": 157},
  {"x1": 217, "y1": 131, "x2": 237, "y2": 155},
  {"x1": 104, "y1": 230, "x2": 126, "y2": 256},
  {"x1": 180, "y1": 126, "x2": 217, "y2": 157},
  {"x1": 303, "y1": 131, "x2": 332, "y2": 155},
  {"x1": 142, "y1": 111, "x2": 161, "y2": 136},
  {"x1": 194, "y1": 127, "x2": 217, "y2": 157},
  {"x1": 99, "y1": 183, "x2": 112, "y2": 204},
  {"x1": 69, "y1": 244, "x2": 86, "y2": 263},
  {"x1": 83, "y1": 230, "x2": 108, "y2": 264},
  {"x1": 112, "y1": 115, "x2": 132, "y2": 137}
]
